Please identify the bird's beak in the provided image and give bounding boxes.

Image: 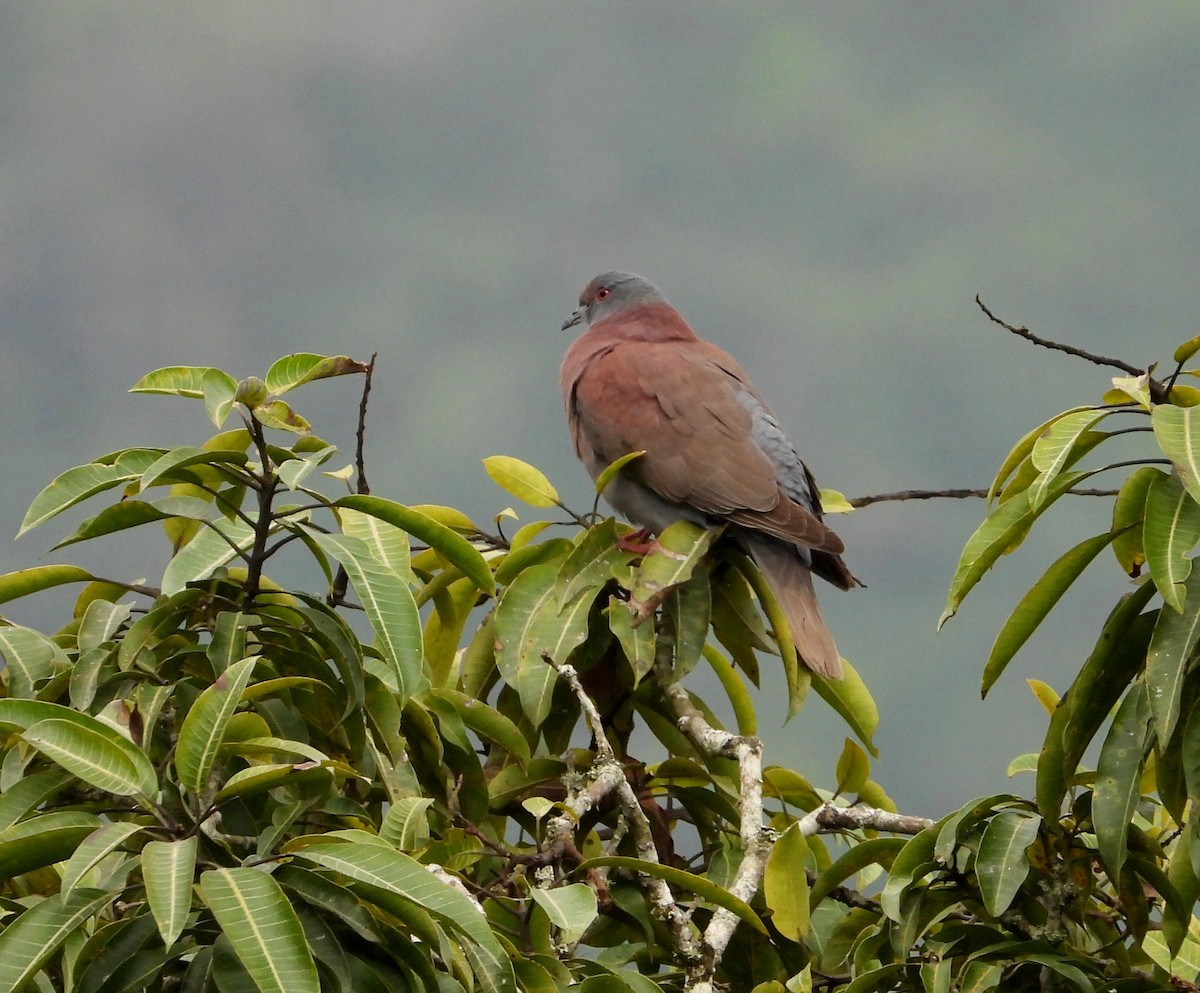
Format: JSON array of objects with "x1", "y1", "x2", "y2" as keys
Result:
[{"x1": 561, "y1": 308, "x2": 583, "y2": 331}]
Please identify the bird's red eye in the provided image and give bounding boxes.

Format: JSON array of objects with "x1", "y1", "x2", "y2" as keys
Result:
[{"x1": 595, "y1": 287, "x2": 610, "y2": 301}]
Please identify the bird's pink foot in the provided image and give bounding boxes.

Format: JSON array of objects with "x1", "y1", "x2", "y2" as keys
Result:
[{"x1": 617, "y1": 527, "x2": 658, "y2": 555}]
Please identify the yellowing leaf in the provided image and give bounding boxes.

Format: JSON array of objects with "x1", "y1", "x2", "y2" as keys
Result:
[{"x1": 483, "y1": 455, "x2": 560, "y2": 508}]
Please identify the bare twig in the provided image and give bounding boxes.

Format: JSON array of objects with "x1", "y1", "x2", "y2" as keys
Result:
[
  {"x1": 847, "y1": 487, "x2": 1119, "y2": 508},
  {"x1": 798, "y1": 802, "x2": 935, "y2": 837},
  {"x1": 331, "y1": 356, "x2": 376, "y2": 606}
]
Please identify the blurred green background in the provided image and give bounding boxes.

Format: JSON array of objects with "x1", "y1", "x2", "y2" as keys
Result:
[{"x1": 3, "y1": 3, "x2": 1198, "y2": 816}]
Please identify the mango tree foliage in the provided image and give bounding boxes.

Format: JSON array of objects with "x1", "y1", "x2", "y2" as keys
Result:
[{"x1": 0, "y1": 339, "x2": 1197, "y2": 992}]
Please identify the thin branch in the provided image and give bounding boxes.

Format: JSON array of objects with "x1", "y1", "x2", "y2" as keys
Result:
[
  {"x1": 975, "y1": 295, "x2": 1143, "y2": 376},
  {"x1": 798, "y1": 802, "x2": 935, "y2": 837},
  {"x1": 848, "y1": 486, "x2": 1121, "y2": 508},
  {"x1": 331, "y1": 356, "x2": 376, "y2": 606}
]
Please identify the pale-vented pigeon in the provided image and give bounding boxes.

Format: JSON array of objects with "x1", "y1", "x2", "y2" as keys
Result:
[{"x1": 560, "y1": 271, "x2": 856, "y2": 679}]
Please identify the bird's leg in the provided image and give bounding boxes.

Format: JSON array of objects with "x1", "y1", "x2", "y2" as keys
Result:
[{"x1": 616, "y1": 526, "x2": 658, "y2": 555}]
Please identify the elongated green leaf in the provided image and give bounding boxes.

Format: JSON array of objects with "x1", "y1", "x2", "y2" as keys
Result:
[
  {"x1": 628, "y1": 520, "x2": 716, "y2": 617},
  {"x1": 161, "y1": 516, "x2": 256, "y2": 595},
  {"x1": 265, "y1": 353, "x2": 365, "y2": 394},
  {"x1": 607, "y1": 595, "x2": 657, "y2": 685},
  {"x1": 763, "y1": 823, "x2": 809, "y2": 941},
  {"x1": 809, "y1": 837, "x2": 905, "y2": 908},
  {"x1": 253, "y1": 400, "x2": 312, "y2": 433},
  {"x1": 176, "y1": 656, "x2": 259, "y2": 794},
  {"x1": 139, "y1": 446, "x2": 249, "y2": 490},
  {"x1": 315, "y1": 534, "x2": 425, "y2": 701},
  {"x1": 200, "y1": 868, "x2": 319, "y2": 993},
  {"x1": 23, "y1": 717, "x2": 156, "y2": 797},
  {"x1": 434, "y1": 687, "x2": 530, "y2": 766},
  {"x1": 982, "y1": 528, "x2": 1125, "y2": 695},
  {"x1": 60, "y1": 821, "x2": 141, "y2": 894},
  {"x1": 339, "y1": 507, "x2": 416, "y2": 584},
  {"x1": 975, "y1": 811, "x2": 1041, "y2": 916},
  {"x1": 1154, "y1": 404, "x2": 1200, "y2": 504},
  {"x1": 528, "y1": 883, "x2": 598, "y2": 944},
  {"x1": 77, "y1": 598, "x2": 132, "y2": 654},
  {"x1": 276, "y1": 445, "x2": 337, "y2": 491},
  {"x1": 483, "y1": 455, "x2": 561, "y2": 508},
  {"x1": 130, "y1": 365, "x2": 225, "y2": 397},
  {"x1": 0, "y1": 565, "x2": 96, "y2": 606},
  {"x1": 834, "y1": 738, "x2": 870, "y2": 795},
  {"x1": 1027, "y1": 409, "x2": 1111, "y2": 509},
  {"x1": 0, "y1": 811, "x2": 102, "y2": 881},
  {"x1": 811, "y1": 660, "x2": 878, "y2": 757},
  {"x1": 1144, "y1": 470, "x2": 1200, "y2": 611},
  {"x1": 879, "y1": 826, "x2": 940, "y2": 921},
  {"x1": 0, "y1": 888, "x2": 112, "y2": 993},
  {"x1": 380, "y1": 797, "x2": 435, "y2": 849},
  {"x1": 1094, "y1": 683, "x2": 1151, "y2": 880},
  {"x1": 0, "y1": 625, "x2": 68, "y2": 698},
  {"x1": 1146, "y1": 569, "x2": 1200, "y2": 744},
  {"x1": 0, "y1": 768, "x2": 74, "y2": 833},
  {"x1": 555, "y1": 519, "x2": 630, "y2": 608},
  {"x1": 593, "y1": 451, "x2": 645, "y2": 497},
  {"x1": 18, "y1": 463, "x2": 138, "y2": 537},
  {"x1": 336, "y1": 496, "x2": 494, "y2": 596},
  {"x1": 1112, "y1": 466, "x2": 1162, "y2": 576},
  {"x1": 986, "y1": 407, "x2": 1094, "y2": 504},
  {"x1": 494, "y1": 562, "x2": 591, "y2": 725},
  {"x1": 298, "y1": 841, "x2": 516, "y2": 993},
  {"x1": 143, "y1": 837, "x2": 198, "y2": 948},
  {"x1": 580, "y1": 855, "x2": 767, "y2": 935}
]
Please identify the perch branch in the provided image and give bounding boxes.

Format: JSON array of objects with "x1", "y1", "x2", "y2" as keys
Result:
[{"x1": 798, "y1": 802, "x2": 935, "y2": 837}]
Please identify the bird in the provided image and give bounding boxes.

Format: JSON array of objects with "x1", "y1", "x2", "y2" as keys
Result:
[{"x1": 559, "y1": 271, "x2": 856, "y2": 679}]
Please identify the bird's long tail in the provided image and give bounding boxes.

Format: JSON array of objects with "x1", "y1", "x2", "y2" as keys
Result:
[{"x1": 744, "y1": 535, "x2": 843, "y2": 679}]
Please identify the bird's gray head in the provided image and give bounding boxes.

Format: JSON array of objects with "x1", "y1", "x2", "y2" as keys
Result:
[{"x1": 561, "y1": 272, "x2": 667, "y2": 331}]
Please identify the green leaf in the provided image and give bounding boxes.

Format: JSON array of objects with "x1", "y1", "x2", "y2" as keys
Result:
[
  {"x1": 1146, "y1": 569, "x2": 1200, "y2": 744},
  {"x1": 434, "y1": 687, "x2": 530, "y2": 766},
  {"x1": 982, "y1": 528, "x2": 1125, "y2": 695},
  {"x1": 0, "y1": 768, "x2": 74, "y2": 833},
  {"x1": 23, "y1": 717, "x2": 157, "y2": 797},
  {"x1": 380, "y1": 797, "x2": 435, "y2": 849},
  {"x1": 593, "y1": 451, "x2": 646, "y2": 497},
  {"x1": 986, "y1": 407, "x2": 1093, "y2": 504},
  {"x1": 607, "y1": 596, "x2": 657, "y2": 685},
  {"x1": 1112, "y1": 466, "x2": 1161, "y2": 575},
  {"x1": 834, "y1": 738, "x2": 870, "y2": 795},
  {"x1": 18, "y1": 462, "x2": 140, "y2": 537},
  {"x1": 0, "y1": 565, "x2": 96, "y2": 606},
  {"x1": 763, "y1": 823, "x2": 809, "y2": 941},
  {"x1": 253, "y1": 399, "x2": 312, "y2": 433},
  {"x1": 0, "y1": 625, "x2": 68, "y2": 698},
  {"x1": 175, "y1": 655, "x2": 259, "y2": 794},
  {"x1": 1175, "y1": 335, "x2": 1200, "y2": 364},
  {"x1": 138, "y1": 446, "x2": 249, "y2": 490},
  {"x1": 811, "y1": 660, "x2": 878, "y2": 757},
  {"x1": 809, "y1": 836, "x2": 905, "y2": 908},
  {"x1": 60, "y1": 820, "x2": 141, "y2": 894},
  {"x1": 276, "y1": 445, "x2": 337, "y2": 491},
  {"x1": 200, "y1": 867, "x2": 319, "y2": 993},
  {"x1": 580, "y1": 855, "x2": 768, "y2": 935},
  {"x1": 314, "y1": 533, "x2": 425, "y2": 701},
  {"x1": 1027, "y1": 409, "x2": 1111, "y2": 510},
  {"x1": 483, "y1": 455, "x2": 561, "y2": 508},
  {"x1": 339, "y1": 507, "x2": 417, "y2": 585},
  {"x1": 975, "y1": 810, "x2": 1041, "y2": 916},
  {"x1": 879, "y1": 826, "x2": 940, "y2": 921},
  {"x1": 161, "y1": 516, "x2": 256, "y2": 596},
  {"x1": 336, "y1": 496, "x2": 495, "y2": 597},
  {"x1": 494, "y1": 561, "x2": 592, "y2": 725},
  {"x1": 298, "y1": 841, "x2": 516, "y2": 993},
  {"x1": 203, "y1": 367, "x2": 239, "y2": 426},
  {"x1": 52, "y1": 496, "x2": 215, "y2": 550},
  {"x1": 941, "y1": 471, "x2": 1090, "y2": 626},
  {"x1": 1144, "y1": 470, "x2": 1200, "y2": 611},
  {"x1": 0, "y1": 888, "x2": 112, "y2": 993},
  {"x1": 264, "y1": 353, "x2": 365, "y2": 394},
  {"x1": 0, "y1": 811, "x2": 102, "y2": 881},
  {"x1": 1154, "y1": 404, "x2": 1200, "y2": 504},
  {"x1": 1094, "y1": 683, "x2": 1151, "y2": 880},
  {"x1": 142, "y1": 836, "x2": 198, "y2": 948},
  {"x1": 555, "y1": 519, "x2": 630, "y2": 608},
  {"x1": 130, "y1": 365, "x2": 225, "y2": 397},
  {"x1": 628, "y1": 520, "x2": 716, "y2": 618},
  {"x1": 528, "y1": 883, "x2": 598, "y2": 944}
]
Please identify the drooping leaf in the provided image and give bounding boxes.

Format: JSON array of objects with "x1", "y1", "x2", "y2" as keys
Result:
[
  {"x1": 53, "y1": 496, "x2": 215, "y2": 550},
  {"x1": 143, "y1": 837, "x2": 198, "y2": 948},
  {"x1": 0, "y1": 565, "x2": 97, "y2": 606},
  {"x1": 175, "y1": 655, "x2": 259, "y2": 794},
  {"x1": 18, "y1": 462, "x2": 144, "y2": 537},
  {"x1": 809, "y1": 837, "x2": 905, "y2": 908},
  {"x1": 315, "y1": 533, "x2": 425, "y2": 701},
  {"x1": 1143, "y1": 470, "x2": 1200, "y2": 611},
  {"x1": 1146, "y1": 569, "x2": 1200, "y2": 744},
  {"x1": 483, "y1": 455, "x2": 561, "y2": 509},
  {"x1": 23, "y1": 717, "x2": 157, "y2": 797},
  {"x1": 812, "y1": 660, "x2": 878, "y2": 757},
  {"x1": 986, "y1": 407, "x2": 1094, "y2": 504},
  {"x1": 0, "y1": 888, "x2": 113, "y2": 993},
  {"x1": 834, "y1": 738, "x2": 870, "y2": 796},
  {"x1": 339, "y1": 507, "x2": 417, "y2": 585},
  {"x1": 982, "y1": 528, "x2": 1126, "y2": 695},
  {"x1": 161, "y1": 517, "x2": 256, "y2": 596},
  {"x1": 200, "y1": 867, "x2": 320, "y2": 993},
  {"x1": 878, "y1": 826, "x2": 941, "y2": 921},
  {"x1": 1154, "y1": 404, "x2": 1200, "y2": 505},
  {"x1": 1094, "y1": 683, "x2": 1151, "y2": 881},
  {"x1": 975, "y1": 810, "x2": 1041, "y2": 916},
  {"x1": 336, "y1": 496, "x2": 495, "y2": 596},
  {"x1": 1026, "y1": 409, "x2": 1111, "y2": 510},
  {"x1": 1111, "y1": 466, "x2": 1162, "y2": 575},
  {"x1": 763, "y1": 823, "x2": 810, "y2": 941},
  {"x1": 0, "y1": 812, "x2": 103, "y2": 881}
]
